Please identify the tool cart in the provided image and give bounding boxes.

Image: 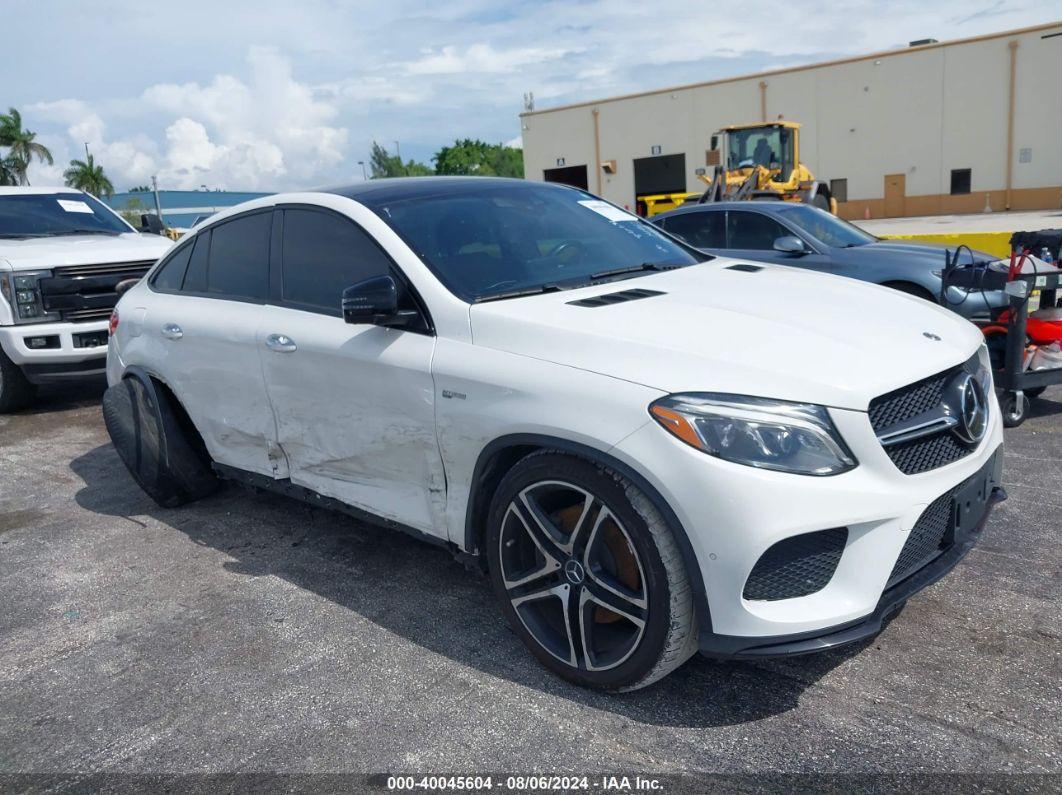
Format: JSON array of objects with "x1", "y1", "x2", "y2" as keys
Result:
[{"x1": 940, "y1": 229, "x2": 1062, "y2": 428}]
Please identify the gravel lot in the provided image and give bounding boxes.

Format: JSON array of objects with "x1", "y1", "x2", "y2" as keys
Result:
[{"x1": 1, "y1": 379, "x2": 1059, "y2": 788}]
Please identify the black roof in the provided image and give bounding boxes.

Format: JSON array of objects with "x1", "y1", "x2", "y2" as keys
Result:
[{"x1": 320, "y1": 176, "x2": 572, "y2": 207}]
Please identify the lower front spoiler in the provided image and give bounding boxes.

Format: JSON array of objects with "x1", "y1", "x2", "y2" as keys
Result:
[{"x1": 698, "y1": 483, "x2": 1007, "y2": 660}]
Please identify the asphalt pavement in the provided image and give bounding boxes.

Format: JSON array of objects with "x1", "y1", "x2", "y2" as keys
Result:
[{"x1": 1, "y1": 379, "x2": 1059, "y2": 790}]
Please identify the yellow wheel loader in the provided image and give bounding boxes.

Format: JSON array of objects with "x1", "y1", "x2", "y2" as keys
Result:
[{"x1": 638, "y1": 121, "x2": 837, "y2": 217}]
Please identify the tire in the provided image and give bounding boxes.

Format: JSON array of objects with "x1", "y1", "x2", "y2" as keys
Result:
[
  {"x1": 485, "y1": 451, "x2": 698, "y2": 691},
  {"x1": 0, "y1": 345, "x2": 36, "y2": 413},
  {"x1": 1000, "y1": 391, "x2": 1030, "y2": 428},
  {"x1": 810, "y1": 192, "x2": 829, "y2": 211},
  {"x1": 102, "y1": 376, "x2": 218, "y2": 507}
]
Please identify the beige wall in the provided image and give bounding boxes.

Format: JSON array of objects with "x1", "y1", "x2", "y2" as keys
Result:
[{"x1": 521, "y1": 23, "x2": 1062, "y2": 216}]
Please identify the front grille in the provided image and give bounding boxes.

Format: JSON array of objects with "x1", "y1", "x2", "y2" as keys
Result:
[
  {"x1": 39, "y1": 260, "x2": 153, "y2": 322},
  {"x1": 888, "y1": 489, "x2": 955, "y2": 587},
  {"x1": 743, "y1": 527, "x2": 848, "y2": 601},
  {"x1": 870, "y1": 357, "x2": 980, "y2": 475},
  {"x1": 64, "y1": 308, "x2": 114, "y2": 323}
]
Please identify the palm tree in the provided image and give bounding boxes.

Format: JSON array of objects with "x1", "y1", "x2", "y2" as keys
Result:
[
  {"x1": 0, "y1": 155, "x2": 20, "y2": 187},
  {"x1": 63, "y1": 154, "x2": 114, "y2": 197},
  {"x1": 0, "y1": 108, "x2": 53, "y2": 185}
]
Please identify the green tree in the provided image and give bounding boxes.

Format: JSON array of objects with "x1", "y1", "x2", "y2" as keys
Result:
[
  {"x1": 0, "y1": 107, "x2": 54, "y2": 186},
  {"x1": 127, "y1": 185, "x2": 151, "y2": 193},
  {"x1": 368, "y1": 141, "x2": 432, "y2": 178},
  {"x1": 63, "y1": 154, "x2": 114, "y2": 197},
  {"x1": 433, "y1": 138, "x2": 523, "y2": 178},
  {"x1": 118, "y1": 196, "x2": 147, "y2": 226},
  {"x1": 0, "y1": 155, "x2": 20, "y2": 186}
]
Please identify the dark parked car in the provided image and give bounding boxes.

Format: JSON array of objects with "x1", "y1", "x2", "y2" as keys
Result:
[{"x1": 650, "y1": 202, "x2": 1007, "y2": 318}]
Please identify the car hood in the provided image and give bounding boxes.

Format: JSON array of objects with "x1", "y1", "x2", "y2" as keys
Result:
[
  {"x1": 469, "y1": 259, "x2": 984, "y2": 410},
  {"x1": 0, "y1": 232, "x2": 172, "y2": 271},
  {"x1": 840, "y1": 239, "x2": 998, "y2": 266}
]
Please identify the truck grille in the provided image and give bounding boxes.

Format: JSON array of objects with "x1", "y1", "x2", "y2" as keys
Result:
[
  {"x1": 869, "y1": 356, "x2": 980, "y2": 475},
  {"x1": 743, "y1": 527, "x2": 848, "y2": 601},
  {"x1": 38, "y1": 261, "x2": 153, "y2": 322}
]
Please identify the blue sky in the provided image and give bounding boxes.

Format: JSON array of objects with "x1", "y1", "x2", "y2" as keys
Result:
[{"x1": 3, "y1": 0, "x2": 1058, "y2": 191}]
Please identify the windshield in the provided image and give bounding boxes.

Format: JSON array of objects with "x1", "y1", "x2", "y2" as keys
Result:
[
  {"x1": 0, "y1": 193, "x2": 131, "y2": 238},
  {"x1": 370, "y1": 183, "x2": 705, "y2": 302},
  {"x1": 726, "y1": 126, "x2": 794, "y2": 174},
  {"x1": 775, "y1": 205, "x2": 877, "y2": 248}
]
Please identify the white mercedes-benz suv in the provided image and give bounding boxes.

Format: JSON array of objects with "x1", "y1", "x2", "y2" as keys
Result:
[{"x1": 103, "y1": 178, "x2": 1004, "y2": 691}]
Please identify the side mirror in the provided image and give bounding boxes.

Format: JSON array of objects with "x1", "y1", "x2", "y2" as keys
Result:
[
  {"x1": 115, "y1": 278, "x2": 140, "y2": 297},
  {"x1": 773, "y1": 235, "x2": 808, "y2": 255},
  {"x1": 342, "y1": 274, "x2": 417, "y2": 328},
  {"x1": 140, "y1": 213, "x2": 166, "y2": 235}
]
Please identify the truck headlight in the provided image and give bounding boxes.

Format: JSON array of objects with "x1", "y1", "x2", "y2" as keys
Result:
[
  {"x1": 649, "y1": 393, "x2": 857, "y2": 476},
  {"x1": 0, "y1": 271, "x2": 57, "y2": 324}
]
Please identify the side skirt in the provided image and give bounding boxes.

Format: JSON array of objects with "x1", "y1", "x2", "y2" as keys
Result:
[{"x1": 212, "y1": 463, "x2": 476, "y2": 566}]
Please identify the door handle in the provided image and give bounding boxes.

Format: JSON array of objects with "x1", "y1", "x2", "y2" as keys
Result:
[
  {"x1": 161, "y1": 323, "x2": 183, "y2": 340},
  {"x1": 265, "y1": 333, "x2": 297, "y2": 353}
]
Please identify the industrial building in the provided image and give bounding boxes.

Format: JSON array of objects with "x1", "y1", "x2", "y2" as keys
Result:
[
  {"x1": 520, "y1": 22, "x2": 1062, "y2": 219},
  {"x1": 104, "y1": 189, "x2": 272, "y2": 229}
]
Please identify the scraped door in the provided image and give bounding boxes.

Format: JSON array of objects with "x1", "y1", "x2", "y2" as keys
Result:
[{"x1": 257, "y1": 207, "x2": 446, "y2": 537}]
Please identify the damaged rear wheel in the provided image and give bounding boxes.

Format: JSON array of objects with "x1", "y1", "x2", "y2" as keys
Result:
[{"x1": 102, "y1": 376, "x2": 218, "y2": 507}]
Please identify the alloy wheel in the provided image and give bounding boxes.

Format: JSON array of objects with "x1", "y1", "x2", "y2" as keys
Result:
[{"x1": 497, "y1": 480, "x2": 648, "y2": 672}]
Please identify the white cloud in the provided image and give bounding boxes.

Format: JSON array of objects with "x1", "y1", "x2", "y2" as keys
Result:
[
  {"x1": 29, "y1": 48, "x2": 347, "y2": 191},
  {"x1": 407, "y1": 43, "x2": 580, "y2": 75}
]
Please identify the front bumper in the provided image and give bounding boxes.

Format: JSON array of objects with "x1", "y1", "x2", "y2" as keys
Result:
[
  {"x1": 699, "y1": 460, "x2": 1005, "y2": 658},
  {"x1": 0, "y1": 319, "x2": 108, "y2": 383},
  {"x1": 609, "y1": 389, "x2": 1006, "y2": 644}
]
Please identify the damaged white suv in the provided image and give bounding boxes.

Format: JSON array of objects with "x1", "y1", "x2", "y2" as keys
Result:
[{"x1": 104, "y1": 178, "x2": 1004, "y2": 691}]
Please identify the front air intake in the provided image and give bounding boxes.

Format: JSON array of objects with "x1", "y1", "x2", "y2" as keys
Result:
[
  {"x1": 567, "y1": 288, "x2": 664, "y2": 308},
  {"x1": 743, "y1": 527, "x2": 848, "y2": 601}
]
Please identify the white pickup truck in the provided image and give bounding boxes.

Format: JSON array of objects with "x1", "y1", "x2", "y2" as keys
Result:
[{"x1": 0, "y1": 187, "x2": 172, "y2": 411}]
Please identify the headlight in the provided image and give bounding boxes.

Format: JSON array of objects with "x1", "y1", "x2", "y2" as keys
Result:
[
  {"x1": 649, "y1": 393, "x2": 857, "y2": 476},
  {"x1": 1, "y1": 271, "x2": 57, "y2": 324}
]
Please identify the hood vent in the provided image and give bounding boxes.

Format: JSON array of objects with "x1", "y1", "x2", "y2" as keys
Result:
[
  {"x1": 567, "y1": 288, "x2": 665, "y2": 308},
  {"x1": 726, "y1": 263, "x2": 763, "y2": 273}
]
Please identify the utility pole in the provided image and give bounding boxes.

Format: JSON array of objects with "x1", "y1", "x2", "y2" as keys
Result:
[
  {"x1": 151, "y1": 175, "x2": 163, "y2": 225},
  {"x1": 358, "y1": 160, "x2": 367, "y2": 180},
  {"x1": 84, "y1": 142, "x2": 90, "y2": 160},
  {"x1": 394, "y1": 141, "x2": 401, "y2": 162}
]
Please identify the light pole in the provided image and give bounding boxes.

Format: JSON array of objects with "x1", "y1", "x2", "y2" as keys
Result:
[
  {"x1": 358, "y1": 160, "x2": 367, "y2": 180},
  {"x1": 393, "y1": 140, "x2": 401, "y2": 162},
  {"x1": 151, "y1": 175, "x2": 163, "y2": 226}
]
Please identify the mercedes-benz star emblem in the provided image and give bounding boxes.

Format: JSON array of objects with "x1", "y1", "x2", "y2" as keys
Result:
[
  {"x1": 951, "y1": 372, "x2": 988, "y2": 443},
  {"x1": 563, "y1": 559, "x2": 586, "y2": 585}
]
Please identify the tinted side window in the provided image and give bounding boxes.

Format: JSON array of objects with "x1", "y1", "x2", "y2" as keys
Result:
[
  {"x1": 281, "y1": 209, "x2": 392, "y2": 315},
  {"x1": 206, "y1": 212, "x2": 271, "y2": 300},
  {"x1": 663, "y1": 212, "x2": 726, "y2": 248},
  {"x1": 181, "y1": 230, "x2": 210, "y2": 292},
  {"x1": 727, "y1": 211, "x2": 791, "y2": 250},
  {"x1": 151, "y1": 241, "x2": 193, "y2": 292}
]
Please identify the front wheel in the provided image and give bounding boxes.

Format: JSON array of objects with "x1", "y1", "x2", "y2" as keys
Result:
[{"x1": 485, "y1": 452, "x2": 698, "y2": 691}]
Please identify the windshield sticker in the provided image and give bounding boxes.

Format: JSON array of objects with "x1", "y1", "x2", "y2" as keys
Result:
[
  {"x1": 578, "y1": 199, "x2": 637, "y2": 222},
  {"x1": 57, "y1": 199, "x2": 94, "y2": 214}
]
